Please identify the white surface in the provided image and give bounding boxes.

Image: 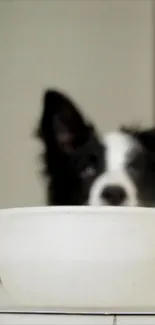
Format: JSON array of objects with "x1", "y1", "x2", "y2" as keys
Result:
[
  {"x1": 0, "y1": 285, "x2": 15, "y2": 307},
  {"x1": 0, "y1": 0, "x2": 153, "y2": 208},
  {"x1": 0, "y1": 207, "x2": 155, "y2": 311},
  {"x1": 0, "y1": 314, "x2": 113, "y2": 325},
  {"x1": 116, "y1": 316, "x2": 155, "y2": 324}
]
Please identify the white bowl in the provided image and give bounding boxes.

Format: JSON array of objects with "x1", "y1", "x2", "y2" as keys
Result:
[{"x1": 0, "y1": 206, "x2": 155, "y2": 313}]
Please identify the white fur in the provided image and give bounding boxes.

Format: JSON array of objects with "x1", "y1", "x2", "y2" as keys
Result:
[
  {"x1": 88, "y1": 131, "x2": 138, "y2": 206},
  {"x1": 104, "y1": 132, "x2": 135, "y2": 172}
]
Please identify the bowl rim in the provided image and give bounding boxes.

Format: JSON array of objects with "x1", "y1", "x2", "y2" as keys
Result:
[{"x1": 0, "y1": 205, "x2": 155, "y2": 216}]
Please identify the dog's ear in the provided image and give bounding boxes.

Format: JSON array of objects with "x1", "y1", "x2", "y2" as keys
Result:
[{"x1": 37, "y1": 89, "x2": 93, "y2": 153}]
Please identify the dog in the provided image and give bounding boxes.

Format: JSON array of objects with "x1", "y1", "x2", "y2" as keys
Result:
[{"x1": 36, "y1": 89, "x2": 155, "y2": 207}]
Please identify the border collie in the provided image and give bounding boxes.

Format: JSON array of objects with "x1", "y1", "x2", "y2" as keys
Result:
[{"x1": 36, "y1": 89, "x2": 155, "y2": 207}]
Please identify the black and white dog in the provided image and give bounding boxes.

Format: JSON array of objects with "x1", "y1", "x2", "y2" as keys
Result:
[{"x1": 36, "y1": 89, "x2": 155, "y2": 207}]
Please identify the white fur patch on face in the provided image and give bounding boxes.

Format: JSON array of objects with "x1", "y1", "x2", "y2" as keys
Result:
[
  {"x1": 88, "y1": 131, "x2": 139, "y2": 206},
  {"x1": 104, "y1": 131, "x2": 136, "y2": 172}
]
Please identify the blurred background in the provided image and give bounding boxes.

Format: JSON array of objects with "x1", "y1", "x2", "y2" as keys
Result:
[{"x1": 0, "y1": 0, "x2": 154, "y2": 208}]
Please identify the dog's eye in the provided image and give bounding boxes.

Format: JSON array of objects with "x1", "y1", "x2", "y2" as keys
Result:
[
  {"x1": 80, "y1": 166, "x2": 96, "y2": 179},
  {"x1": 128, "y1": 153, "x2": 144, "y2": 172}
]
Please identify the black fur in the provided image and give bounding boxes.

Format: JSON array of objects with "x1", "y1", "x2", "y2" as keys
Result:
[
  {"x1": 36, "y1": 89, "x2": 104, "y2": 205},
  {"x1": 121, "y1": 126, "x2": 155, "y2": 206},
  {"x1": 121, "y1": 126, "x2": 155, "y2": 154}
]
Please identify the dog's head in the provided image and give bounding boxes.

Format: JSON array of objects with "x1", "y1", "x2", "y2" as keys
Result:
[
  {"x1": 36, "y1": 89, "x2": 103, "y2": 205},
  {"x1": 89, "y1": 127, "x2": 155, "y2": 207},
  {"x1": 36, "y1": 89, "x2": 155, "y2": 207}
]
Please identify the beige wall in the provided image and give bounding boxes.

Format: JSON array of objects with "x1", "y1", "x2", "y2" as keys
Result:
[{"x1": 0, "y1": 0, "x2": 153, "y2": 208}]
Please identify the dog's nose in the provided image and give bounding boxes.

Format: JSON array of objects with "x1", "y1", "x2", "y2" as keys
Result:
[{"x1": 101, "y1": 185, "x2": 127, "y2": 206}]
